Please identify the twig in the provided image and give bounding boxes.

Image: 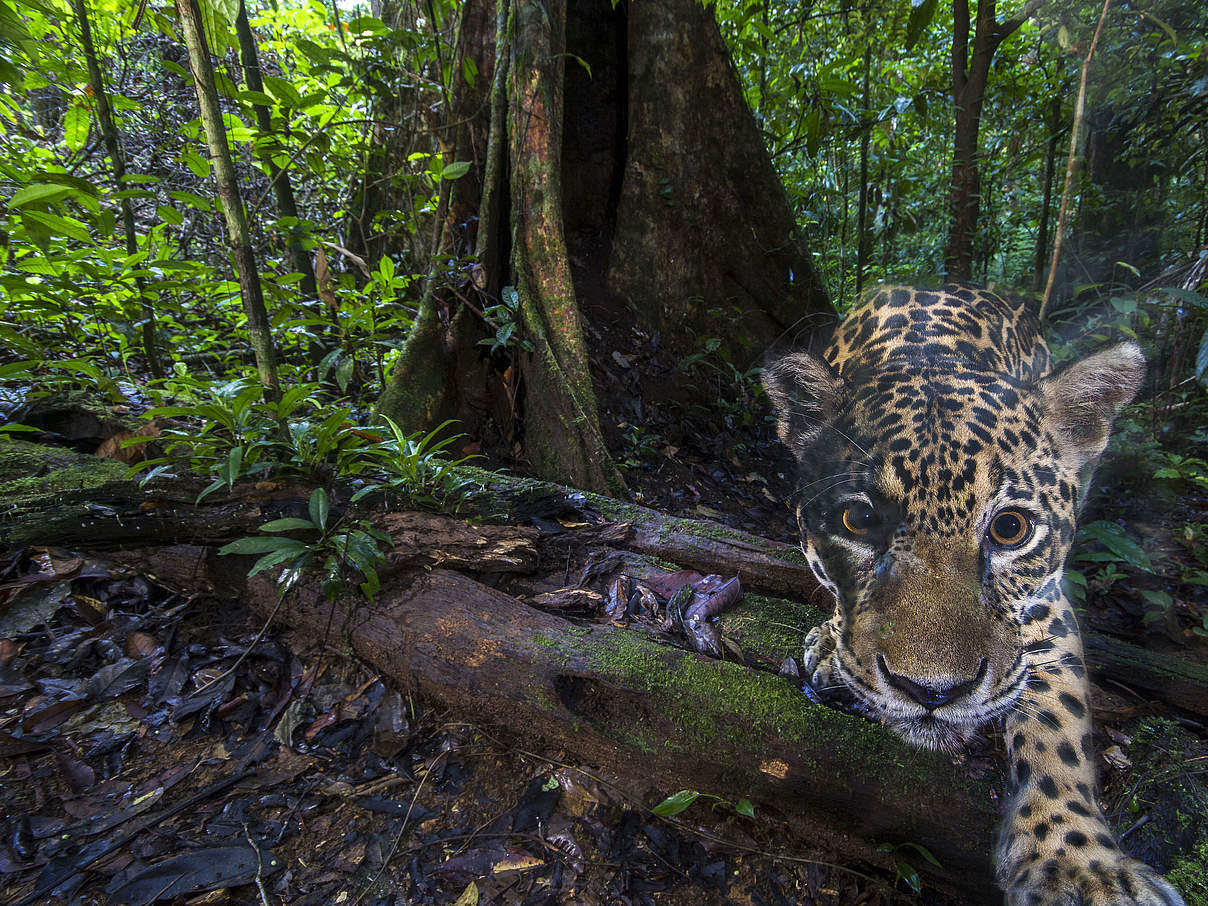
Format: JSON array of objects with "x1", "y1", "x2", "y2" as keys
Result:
[
  {"x1": 1040, "y1": 0, "x2": 1114, "y2": 321},
  {"x1": 244, "y1": 823, "x2": 274, "y2": 906}
]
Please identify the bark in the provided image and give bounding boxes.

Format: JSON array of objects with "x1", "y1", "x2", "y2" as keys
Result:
[
  {"x1": 175, "y1": 0, "x2": 278, "y2": 399},
  {"x1": 1032, "y1": 96, "x2": 1063, "y2": 293},
  {"x1": 374, "y1": 0, "x2": 499, "y2": 438},
  {"x1": 607, "y1": 0, "x2": 830, "y2": 359},
  {"x1": 234, "y1": 0, "x2": 318, "y2": 301},
  {"x1": 855, "y1": 44, "x2": 872, "y2": 296},
  {"x1": 507, "y1": 0, "x2": 622, "y2": 495},
  {"x1": 377, "y1": 0, "x2": 832, "y2": 489},
  {"x1": 73, "y1": 0, "x2": 163, "y2": 378}
]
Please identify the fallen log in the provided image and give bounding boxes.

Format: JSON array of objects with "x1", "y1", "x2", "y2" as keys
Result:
[{"x1": 4, "y1": 446, "x2": 1205, "y2": 718}]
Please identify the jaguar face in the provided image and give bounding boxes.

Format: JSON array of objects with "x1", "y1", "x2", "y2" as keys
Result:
[
  {"x1": 764, "y1": 285, "x2": 1143, "y2": 752},
  {"x1": 794, "y1": 365, "x2": 1082, "y2": 751}
]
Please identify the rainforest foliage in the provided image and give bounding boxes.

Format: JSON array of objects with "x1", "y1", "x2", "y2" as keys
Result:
[{"x1": 1, "y1": 0, "x2": 1207, "y2": 629}]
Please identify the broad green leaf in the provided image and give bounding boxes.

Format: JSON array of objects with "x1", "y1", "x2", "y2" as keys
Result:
[
  {"x1": 20, "y1": 210, "x2": 91, "y2": 243},
  {"x1": 9, "y1": 183, "x2": 77, "y2": 209},
  {"x1": 219, "y1": 535, "x2": 308, "y2": 555},
  {"x1": 442, "y1": 161, "x2": 471, "y2": 180},
  {"x1": 905, "y1": 0, "x2": 939, "y2": 51},
  {"x1": 157, "y1": 205, "x2": 184, "y2": 226},
  {"x1": 181, "y1": 150, "x2": 210, "y2": 179},
  {"x1": 259, "y1": 517, "x2": 318, "y2": 532},
  {"x1": 239, "y1": 89, "x2": 275, "y2": 107},
  {"x1": 247, "y1": 546, "x2": 305, "y2": 577},
  {"x1": 650, "y1": 789, "x2": 699, "y2": 817},
  {"x1": 1077, "y1": 521, "x2": 1153, "y2": 572},
  {"x1": 336, "y1": 356, "x2": 355, "y2": 391},
  {"x1": 734, "y1": 798, "x2": 755, "y2": 818},
  {"x1": 263, "y1": 74, "x2": 302, "y2": 108},
  {"x1": 63, "y1": 103, "x2": 90, "y2": 151},
  {"x1": 308, "y1": 486, "x2": 330, "y2": 531},
  {"x1": 1196, "y1": 325, "x2": 1208, "y2": 386}
]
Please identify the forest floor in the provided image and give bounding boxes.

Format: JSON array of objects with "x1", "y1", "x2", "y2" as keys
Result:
[{"x1": 2, "y1": 366, "x2": 1208, "y2": 905}]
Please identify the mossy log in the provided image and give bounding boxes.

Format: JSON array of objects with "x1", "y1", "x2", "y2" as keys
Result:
[{"x1": 2, "y1": 445, "x2": 1206, "y2": 718}]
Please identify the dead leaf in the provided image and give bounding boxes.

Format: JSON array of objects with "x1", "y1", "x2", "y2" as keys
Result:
[
  {"x1": 109, "y1": 845, "x2": 278, "y2": 905},
  {"x1": 493, "y1": 846, "x2": 543, "y2": 873},
  {"x1": 95, "y1": 421, "x2": 160, "y2": 464},
  {"x1": 453, "y1": 881, "x2": 479, "y2": 906}
]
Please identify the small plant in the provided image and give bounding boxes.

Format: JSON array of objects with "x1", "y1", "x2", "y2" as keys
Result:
[
  {"x1": 478, "y1": 286, "x2": 533, "y2": 354},
  {"x1": 350, "y1": 417, "x2": 476, "y2": 510},
  {"x1": 650, "y1": 788, "x2": 755, "y2": 819},
  {"x1": 875, "y1": 841, "x2": 942, "y2": 895},
  {"x1": 135, "y1": 376, "x2": 381, "y2": 499},
  {"x1": 218, "y1": 487, "x2": 391, "y2": 602}
]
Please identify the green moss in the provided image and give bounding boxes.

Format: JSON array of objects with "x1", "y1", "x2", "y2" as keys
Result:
[
  {"x1": 1168, "y1": 841, "x2": 1208, "y2": 904},
  {"x1": 0, "y1": 440, "x2": 127, "y2": 504},
  {"x1": 1117, "y1": 718, "x2": 1208, "y2": 881},
  {"x1": 721, "y1": 593, "x2": 828, "y2": 664},
  {"x1": 574, "y1": 626, "x2": 951, "y2": 796}
]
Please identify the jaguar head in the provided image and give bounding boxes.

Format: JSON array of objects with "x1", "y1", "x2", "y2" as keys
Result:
[{"x1": 763, "y1": 341, "x2": 1143, "y2": 750}]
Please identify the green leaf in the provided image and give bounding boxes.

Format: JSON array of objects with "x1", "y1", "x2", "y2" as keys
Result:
[
  {"x1": 219, "y1": 535, "x2": 308, "y2": 555},
  {"x1": 308, "y1": 487, "x2": 330, "y2": 531},
  {"x1": 9, "y1": 183, "x2": 77, "y2": 209},
  {"x1": 63, "y1": 103, "x2": 90, "y2": 151},
  {"x1": 905, "y1": 0, "x2": 939, "y2": 51},
  {"x1": 157, "y1": 205, "x2": 184, "y2": 226},
  {"x1": 259, "y1": 517, "x2": 318, "y2": 532},
  {"x1": 734, "y1": 798, "x2": 755, "y2": 818},
  {"x1": 181, "y1": 150, "x2": 210, "y2": 179},
  {"x1": 899, "y1": 842, "x2": 942, "y2": 868},
  {"x1": 650, "y1": 790, "x2": 700, "y2": 817},
  {"x1": 263, "y1": 74, "x2": 302, "y2": 108},
  {"x1": 442, "y1": 161, "x2": 471, "y2": 180},
  {"x1": 1077, "y1": 521, "x2": 1154, "y2": 572},
  {"x1": 335, "y1": 356, "x2": 355, "y2": 391},
  {"x1": 20, "y1": 210, "x2": 91, "y2": 243},
  {"x1": 1139, "y1": 589, "x2": 1173, "y2": 611},
  {"x1": 1196, "y1": 325, "x2": 1208, "y2": 387},
  {"x1": 247, "y1": 546, "x2": 306, "y2": 578}
]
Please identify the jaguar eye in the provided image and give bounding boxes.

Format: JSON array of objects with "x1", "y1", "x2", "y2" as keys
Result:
[
  {"x1": 841, "y1": 502, "x2": 880, "y2": 536},
  {"x1": 988, "y1": 509, "x2": 1033, "y2": 548}
]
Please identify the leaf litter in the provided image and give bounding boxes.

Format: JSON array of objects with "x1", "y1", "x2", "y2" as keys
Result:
[{"x1": 0, "y1": 545, "x2": 909, "y2": 905}]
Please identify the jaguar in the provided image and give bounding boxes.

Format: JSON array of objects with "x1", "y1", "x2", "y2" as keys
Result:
[{"x1": 763, "y1": 285, "x2": 1184, "y2": 906}]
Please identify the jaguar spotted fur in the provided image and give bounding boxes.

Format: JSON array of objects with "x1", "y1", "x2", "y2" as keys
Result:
[{"x1": 763, "y1": 285, "x2": 1184, "y2": 906}]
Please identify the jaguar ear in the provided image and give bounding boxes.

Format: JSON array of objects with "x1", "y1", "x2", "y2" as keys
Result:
[
  {"x1": 1040, "y1": 342, "x2": 1145, "y2": 466},
  {"x1": 762, "y1": 352, "x2": 847, "y2": 461}
]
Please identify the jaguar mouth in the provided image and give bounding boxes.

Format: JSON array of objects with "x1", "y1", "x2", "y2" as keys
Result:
[
  {"x1": 885, "y1": 711, "x2": 981, "y2": 753},
  {"x1": 831, "y1": 651, "x2": 1025, "y2": 753}
]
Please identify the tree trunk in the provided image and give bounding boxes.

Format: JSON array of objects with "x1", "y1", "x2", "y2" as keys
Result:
[
  {"x1": 507, "y1": 0, "x2": 623, "y2": 494},
  {"x1": 945, "y1": 0, "x2": 1035, "y2": 281},
  {"x1": 376, "y1": 0, "x2": 833, "y2": 490},
  {"x1": 855, "y1": 44, "x2": 872, "y2": 296},
  {"x1": 234, "y1": 0, "x2": 317, "y2": 302},
  {"x1": 73, "y1": 0, "x2": 163, "y2": 379},
  {"x1": 606, "y1": 0, "x2": 830, "y2": 360},
  {"x1": 175, "y1": 0, "x2": 279, "y2": 400},
  {"x1": 1033, "y1": 96, "x2": 1063, "y2": 292}
]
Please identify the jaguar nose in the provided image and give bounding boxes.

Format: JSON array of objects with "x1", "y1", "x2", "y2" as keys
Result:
[{"x1": 878, "y1": 656, "x2": 988, "y2": 710}]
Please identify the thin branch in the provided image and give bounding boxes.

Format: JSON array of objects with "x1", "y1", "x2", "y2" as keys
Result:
[{"x1": 1040, "y1": 0, "x2": 1113, "y2": 322}]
